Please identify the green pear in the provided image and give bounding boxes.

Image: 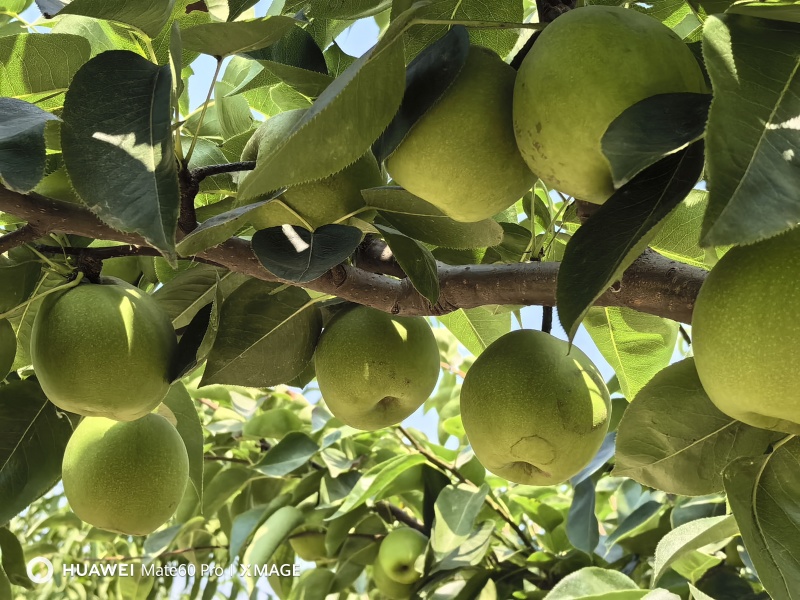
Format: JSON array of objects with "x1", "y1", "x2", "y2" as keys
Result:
[
  {"x1": 314, "y1": 306, "x2": 440, "y2": 430},
  {"x1": 0, "y1": 319, "x2": 15, "y2": 379},
  {"x1": 62, "y1": 414, "x2": 189, "y2": 535},
  {"x1": 240, "y1": 109, "x2": 384, "y2": 230},
  {"x1": 373, "y1": 558, "x2": 413, "y2": 599},
  {"x1": 386, "y1": 46, "x2": 535, "y2": 223},
  {"x1": 30, "y1": 280, "x2": 177, "y2": 421},
  {"x1": 289, "y1": 529, "x2": 329, "y2": 562},
  {"x1": 693, "y1": 226, "x2": 800, "y2": 434},
  {"x1": 460, "y1": 330, "x2": 611, "y2": 486},
  {"x1": 513, "y1": 5, "x2": 707, "y2": 203},
  {"x1": 377, "y1": 527, "x2": 428, "y2": 585}
]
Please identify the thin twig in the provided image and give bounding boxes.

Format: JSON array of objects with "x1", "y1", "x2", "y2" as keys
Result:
[{"x1": 376, "y1": 501, "x2": 426, "y2": 534}]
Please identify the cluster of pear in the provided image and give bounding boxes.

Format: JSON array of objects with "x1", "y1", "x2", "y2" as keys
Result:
[
  {"x1": 28, "y1": 278, "x2": 188, "y2": 536},
  {"x1": 315, "y1": 304, "x2": 611, "y2": 487},
  {"x1": 238, "y1": 6, "x2": 706, "y2": 231}
]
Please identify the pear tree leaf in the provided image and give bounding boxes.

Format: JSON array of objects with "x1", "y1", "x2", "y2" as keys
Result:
[
  {"x1": 243, "y1": 408, "x2": 304, "y2": 440},
  {"x1": 243, "y1": 23, "x2": 328, "y2": 74},
  {"x1": 431, "y1": 483, "x2": 489, "y2": 559},
  {"x1": 727, "y1": 1, "x2": 800, "y2": 25},
  {"x1": 205, "y1": 0, "x2": 259, "y2": 21},
  {"x1": 0, "y1": 379, "x2": 77, "y2": 526},
  {"x1": 180, "y1": 137, "x2": 235, "y2": 195},
  {"x1": 176, "y1": 190, "x2": 285, "y2": 257},
  {"x1": 228, "y1": 61, "x2": 333, "y2": 99},
  {"x1": 182, "y1": 16, "x2": 298, "y2": 57},
  {"x1": 584, "y1": 307, "x2": 678, "y2": 400},
  {"x1": 614, "y1": 358, "x2": 780, "y2": 496},
  {"x1": 251, "y1": 224, "x2": 362, "y2": 283},
  {"x1": 153, "y1": 265, "x2": 247, "y2": 329},
  {"x1": 605, "y1": 501, "x2": 664, "y2": 549},
  {"x1": 373, "y1": 25, "x2": 469, "y2": 163},
  {"x1": 228, "y1": 494, "x2": 292, "y2": 560},
  {"x1": 650, "y1": 190, "x2": 725, "y2": 269},
  {"x1": 688, "y1": 585, "x2": 717, "y2": 600},
  {"x1": 256, "y1": 432, "x2": 320, "y2": 477},
  {"x1": 235, "y1": 2, "x2": 416, "y2": 202},
  {"x1": 8, "y1": 270, "x2": 62, "y2": 371},
  {"x1": 556, "y1": 141, "x2": 705, "y2": 340},
  {"x1": 393, "y1": 0, "x2": 523, "y2": 60},
  {"x1": 203, "y1": 466, "x2": 260, "y2": 516},
  {"x1": 363, "y1": 187, "x2": 504, "y2": 248},
  {"x1": 602, "y1": 92, "x2": 711, "y2": 188},
  {"x1": 61, "y1": 50, "x2": 180, "y2": 259},
  {"x1": 701, "y1": 14, "x2": 800, "y2": 246},
  {"x1": 243, "y1": 506, "x2": 304, "y2": 585},
  {"x1": 652, "y1": 515, "x2": 739, "y2": 583},
  {"x1": 0, "y1": 98, "x2": 58, "y2": 192},
  {"x1": 39, "y1": 0, "x2": 175, "y2": 37},
  {"x1": 544, "y1": 567, "x2": 642, "y2": 599},
  {"x1": 432, "y1": 520, "x2": 494, "y2": 574},
  {"x1": 724, "y1": 437, "x2": 800, "y2": 600},
  {"x1": 0, "y1": 33, "x2": 91, "y2": 100},
  {"x1": 162, "y1": 384, "x2": 204, "y2": 505},
  {"x1": 50, "y1": 15, "x2": 144, "y2": 58},
  {"x1": 0, "y1": 528, "x2": 32, "y2": 589},
  {"x1": 151, "y1": 0, "x2": 212, "y2": 66},
  {"x1": 331, "y1": 454, "x2": 427, "y2": 518},
  {"x1": 308, "y1": 0, "x2": 392, "y2": 19},
  {"x1": 0, "y1": 567, "x2": 10, "y2": 600},
  {"x1": 436, "y1": 307, "x2": 511, "y2": 357},
  {"x1": 374, "y1": 223, "x2": 439, "y2": 305},
  {"x1": 566, "y1": 478, "x2": 599, "y2": 556},
  {"x1": 324, "y1": 42, "x2": 356, "y2": 77},
  {"x1": 202, "y1": 280, "x2": 322, "y2": 387}
]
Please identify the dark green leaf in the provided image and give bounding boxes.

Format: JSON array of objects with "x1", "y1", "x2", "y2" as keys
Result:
[
  {"x1": 724, "y1": 438, "x2": 800, "y2": 600},
  {"x1": 602, "y1": 92, "x2": 711, "y2": 188},
  {"x1": 0, "y1": 528, "x2": 32, "y2": 588},
  {"x1": 567, "y1": 478, "x2": 599, "y2": 555},
  {"x1": 701, "y1": 14, "x2": 800, "y2": 246},
  {"x1": 556, "y1": 141, "x2": 705, "y2": 339},
  {"x1": 605, "y1": 501, "x2": 663, "y2": 548},
  {"x1": 229, "y1": 60, "x2": 333, "y2": 98},
  {"x1": 252, "y1": 224, "x2": 362, "y2": 283},
  {"x1": 244, "y1": 23, "x2": 328, "y2": 74},
  {"x1": 373, "y1": 25, "x2": 469, "y2": 163},
  {"x1": 61, "y1": 50, "x2": 179, "y2": 259},
  {"x1": 374, "y1": 224, "x2": 439, "y2": 304},
  {"x1": 727, "y1": 0, "x2": 800, "y2": 24},
  {"x1": 0, "y1": 98, "x2": 58, "y2": 193},
  {"x1": 308, "y1": 0, "x2": 391, "y2": 19},
  {"x1": 170, "y1": 303, "x2": 212, "y2": 382},
  {"x1": 0, "y1": 379, "x2": 77, "y2": 526},
  {"x1": 202, "y1": 280, "x2": 322, "y2": 387},
  {"x1": 615, "y1": 358, "x2": 779, "y2": 496},
  {"x1": 182, "y1": 16, "x2": 297, "y2": 57},
  {"x1": 256, "y1": 431, "x2": 319, "y2": 476}
]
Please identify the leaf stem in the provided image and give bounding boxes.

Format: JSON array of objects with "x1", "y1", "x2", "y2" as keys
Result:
[
  {"x1": 184, "y1": 57, "x2": 223, "y2": 165},
  {"x1": 410, "y1": 18, "x2": 546, "y2": 31},
  {"x1": 0, "y1": 272, "x2": 83, "y2": 321}
]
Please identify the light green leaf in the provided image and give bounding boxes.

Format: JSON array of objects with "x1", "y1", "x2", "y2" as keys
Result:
[
  {"x1": 688, "y1": 584, "x2": 717, "y2": 600},
  {"x1": 51, "y1": 15, "x2": 145, "y2": 57},
  {"x1": 202, "y1": 280, "x2": 322, "y2": 387},
  {"x1": 436, "y1": 307, "x2": 511, "y2": 357},
  {"x1": 228, "y1": 60, "x2": 333, "y2": 98},
  {"x1": 202, "y1": 466, "x2": 258, "y2": 516},
  {"x1": 162, "y1": 384, "x2": 204, "y2": 504},
  {"x1": 308, "y1": 0, "x2": 392, "y2": 19},
  {"x1": 182, "y1": 16, "x2": 297, "y2": 57},
  {"x1": 544, "y1": 567, "x2": 643, "y2": 599},
  {"x1": 375, "y1": 224, "x2": 440, "y2": 304},
  {"x1": 670, "y1": 550, "x2": 723, "y2": 583},
  {"x1": 61, "y1": 50, "x2": 180, "y2": 259},
  {"x1": 364, "y1": 186, "x2": 505, "y2": 249},
  {"x1": 47, "y1": 0, "x2": 175, "y2": 37},
  {"x1": 432, "y1": 520, "x2": 494, "y2": 574},
  {"x1": 431, "y1": 483, "x2": 489, "y2": 558},
  {"x1": 243, "y1": 505, "x2": 304, "y2": 582},
  {"x1": 614, "y1": 358, "x2": 779, "y2": 496},
  {"x1": 584, "y1": 306, "x2": 678, "y2": 400},
  {"x1": 229, "y1": 494, "x2": 292, "y2": 560},
  {"x1": 331, "y1": 454, "x2": 426, "y2": 518},
  {"x1": 0, "y1": 567, "x2": 9, "y2": 600},
  {"x1": 653, "y1": 515, "x2": 738, "y2": 583},
  {"x1": 0, "y1": 33, "x2": 91, "y2": 100},
  {"x1": 701, "y1": 14, "x2": 800, "y2": 246},
  {"x1": 236, "y1": 9, "x2": 409, "y2": 202},
  {"x1": 243, "y1": 408, "x2": 304, "y2": 440},
  {"x1": 394, "y1": 0, "x2": 523, "y2": 59},
  {"x1": 0, "y1": 379, "x2": 77, "y2": 526},
  {"x1": 256, "y1": 432, "x2": 319, "y2": 477},
  {"x1": 724, "y1": 437, "x2": 800, "y2": 600},
  {"x1": 727, "y1": 0, "x2": 800, "y2": 23},
  {"x1": 0, "y1": 528, "x2": 32, "y2": 589}
]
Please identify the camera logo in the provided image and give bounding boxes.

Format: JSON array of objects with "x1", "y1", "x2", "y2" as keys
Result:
[{"x1": 26, "y1": 557, "x2": 54, "y2": 584}]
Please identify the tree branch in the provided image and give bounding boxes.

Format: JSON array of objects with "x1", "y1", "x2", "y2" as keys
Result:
[
  {"x1": 0, "y1": 223, "x2": 39, "y2": 254},
  {"x1": 0, "y1": 185, "x2": 706, "y2": 323}
]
